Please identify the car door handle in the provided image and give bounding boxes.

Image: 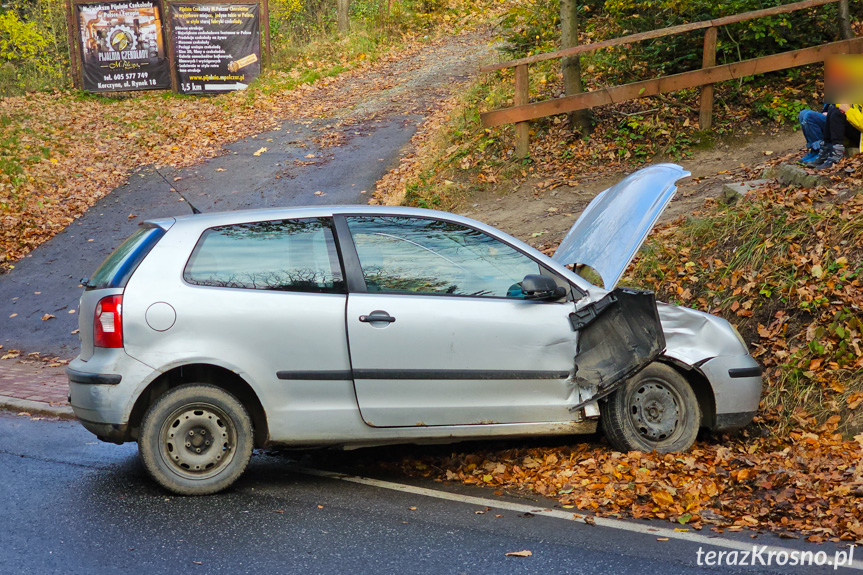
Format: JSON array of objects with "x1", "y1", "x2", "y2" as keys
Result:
[{"x1": 359, "y1": 311, "x2": 396, "y2": 323}]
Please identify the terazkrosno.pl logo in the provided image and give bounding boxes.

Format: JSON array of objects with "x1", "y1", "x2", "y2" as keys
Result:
[{"x1": 696, "y1": 545, "x2": 855, "y2": 569}]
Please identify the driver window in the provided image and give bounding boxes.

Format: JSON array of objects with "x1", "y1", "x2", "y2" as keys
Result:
[{"x1": 345, "y1": 216, "x2": 541, "y2": 298}]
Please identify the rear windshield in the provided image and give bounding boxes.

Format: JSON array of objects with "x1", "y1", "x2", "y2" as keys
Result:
[{"x1": 87, "y1": 224, "x2": 166, "y2": 290}]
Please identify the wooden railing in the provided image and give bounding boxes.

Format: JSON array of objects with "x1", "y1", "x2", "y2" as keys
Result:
[{"x1": 480, "y1": 0, "x2": 862, "y2": 157}]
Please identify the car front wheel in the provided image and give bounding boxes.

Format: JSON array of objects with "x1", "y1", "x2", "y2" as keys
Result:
[
  {"x1": 139, "y1": 384, "x2": 253, "y2": 495},
  {"x1": 601, "y1": 363, "x2": 700, "y2": 453}
]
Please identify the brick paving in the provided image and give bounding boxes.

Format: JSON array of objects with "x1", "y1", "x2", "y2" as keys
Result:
[{"x1": 0, "y1": 361, "x2": 70, "y2": 407}]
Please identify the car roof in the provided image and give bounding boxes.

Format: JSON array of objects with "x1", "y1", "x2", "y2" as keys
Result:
[{"x1": 147, "y1": 205, "x2": 490, "y2": 231}]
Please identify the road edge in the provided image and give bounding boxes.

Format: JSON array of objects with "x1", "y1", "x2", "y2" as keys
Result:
[{"x1": 0, "y1": 395, "x2": 75, "y2": 419}]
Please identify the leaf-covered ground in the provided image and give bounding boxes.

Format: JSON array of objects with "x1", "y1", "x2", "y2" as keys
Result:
[{"x1": 394, "y1": 426, "x2": 863, "y2": 542}]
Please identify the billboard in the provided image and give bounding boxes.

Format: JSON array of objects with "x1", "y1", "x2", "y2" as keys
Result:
[
  {"x1": 77, "y1": 1, "x2": 171, "y2": 92},
  {"x1": 170, "y1": 3, "x2": 261, "y2": 94}
]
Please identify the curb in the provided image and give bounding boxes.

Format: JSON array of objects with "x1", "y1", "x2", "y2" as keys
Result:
[{"x1": 0, "y1": 395, "x2": 75, "y2": 419}]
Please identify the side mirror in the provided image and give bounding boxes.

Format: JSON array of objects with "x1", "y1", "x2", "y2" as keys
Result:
[{"x1": 521, "y1": 275, "x2": 567, "y2": 301}]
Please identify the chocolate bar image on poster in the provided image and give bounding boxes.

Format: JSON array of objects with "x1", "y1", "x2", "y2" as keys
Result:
[
  {"x1": 170, "y1": 3, "x2": 262, "y2": 94},
  {"x1": 77, "y1": 0, "x2": 171, "y2": 92}
]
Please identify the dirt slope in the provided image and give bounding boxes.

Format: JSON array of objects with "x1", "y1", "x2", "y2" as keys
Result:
[{"x1": 458, "y1": 127, "x2": 805, "y2": 250}]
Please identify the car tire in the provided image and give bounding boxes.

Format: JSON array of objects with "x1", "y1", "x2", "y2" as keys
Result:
[
  {"x1": 601, "y1": 363, "x2": 700, "y2": 453},
  {"x1": 138, "y1": 384, "x2": 253, "y2": 495}
]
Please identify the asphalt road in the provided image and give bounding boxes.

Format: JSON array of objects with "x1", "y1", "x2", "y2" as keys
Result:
[
  {"x1": 0, "y1": 116, "x2": 418, "y2": 357},
  {"x1": 0, "y1": 414, "x2": 855, "y2": 575}
]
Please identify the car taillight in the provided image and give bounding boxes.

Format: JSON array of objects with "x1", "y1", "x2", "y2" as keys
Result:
[{"x1": 94, "y1": 295, "x2": 123, "y2": 348}]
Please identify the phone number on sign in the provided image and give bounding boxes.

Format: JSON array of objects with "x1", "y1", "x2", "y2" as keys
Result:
[{"x1": 106, "y1": 72, "x2": 151, "y2": 81}]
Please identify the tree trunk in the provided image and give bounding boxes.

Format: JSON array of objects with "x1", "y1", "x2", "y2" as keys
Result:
[
  {"x1": 838, "y1": 0, "x2": 853, "y2": 40},
  {"x1": 561, "y1": 0, "x2": 591, "y2": 135},
  {"x1": 337, "y1": 0, "x2": 351, "y2": 34}
]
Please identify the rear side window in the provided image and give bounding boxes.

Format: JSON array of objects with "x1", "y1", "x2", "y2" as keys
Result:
[
  {"x1": 87, "y1": 224, "x2": 166, "y2": 290},
  {"x1": 184, "y1": 218, "x2": 344, "y2": 294}
]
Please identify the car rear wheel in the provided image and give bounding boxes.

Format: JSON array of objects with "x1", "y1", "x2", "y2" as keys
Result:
[
  {"x1": 601, "y1": 363, "x2": 700, "y2": 453},
  {"x1": 139, "y1": 384, "x2": 253, "y2": 495}
]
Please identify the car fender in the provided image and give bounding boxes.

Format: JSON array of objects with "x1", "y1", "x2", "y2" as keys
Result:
[{"x1": 657, "y1": 302, "x2": 762, "y2": 427}]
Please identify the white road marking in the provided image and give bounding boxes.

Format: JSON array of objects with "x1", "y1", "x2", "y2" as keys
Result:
[{"x1": 298, "y1": 467, "x2": 863, "y2": 570}]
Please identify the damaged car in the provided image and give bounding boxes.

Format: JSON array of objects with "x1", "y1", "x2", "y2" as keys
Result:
[{"x1": 67, "y1": 163, "x2": 762, "y2": 495}]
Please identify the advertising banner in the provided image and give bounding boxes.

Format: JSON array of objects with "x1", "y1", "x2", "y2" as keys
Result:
[
  {"x1": 77, "y1": 1, "x2": 171, "y2": 92},
  {"x1": 170, "y1": 3, "x2": 261, "y2": 94}
]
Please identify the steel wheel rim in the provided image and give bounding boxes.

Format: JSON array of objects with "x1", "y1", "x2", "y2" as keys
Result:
[
  {"x1": 158, "y1": 402, "x2": 237, "y2": 480},
  {"x1": 626, "y1": 378, "x2": 684, "y2": 444}
]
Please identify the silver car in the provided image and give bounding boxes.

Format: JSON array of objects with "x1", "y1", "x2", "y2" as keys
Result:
[{"x1": 67, "y1": 164, "x2": 762, "y2": 495}]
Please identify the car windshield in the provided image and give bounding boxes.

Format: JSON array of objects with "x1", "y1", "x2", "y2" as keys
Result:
[{"x1": 87, "y1": 224, "x2": 166, "y2": 290}]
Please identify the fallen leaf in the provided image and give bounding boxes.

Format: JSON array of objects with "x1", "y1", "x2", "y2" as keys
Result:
[
  {"x1": 253, "y1": 147, "x2": 268, "y2": 156},
  {"x1": 811, "y1": 264, "x2": 823, "y2": 279},
  {"x1": 650, "y1": 490, "x2": 674, "y2": 508},
  {"x1": 41, "y1": 314, "x2": 55, "y2": 321},
  {"x1": 505, "y1": 550, "x2": 532, "y2": 557}
]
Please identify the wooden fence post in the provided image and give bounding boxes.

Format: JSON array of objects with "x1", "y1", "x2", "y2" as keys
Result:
[
  {"x1": 260, "y1": 0, "x2": 272, "y2": 67},
  {"x1": 65, "y1": 0, "x2": 81, "y2": 89},
  {"x1": 514, "y1": 64, "x2": 530, "y2": 158},
  {"x1": 164, "y1": 0, "x2": 178, "y2": 92},
  {"x1": 838, "y1": 0, "x2": 854, "y2": 39},
  {"x1": 699, "y1": 26, "x2": 718, "y2": 130}
]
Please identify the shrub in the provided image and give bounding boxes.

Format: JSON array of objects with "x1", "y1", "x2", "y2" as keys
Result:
[{"x1": 0, "y1": 0, "x2": 69, "y2": 95}]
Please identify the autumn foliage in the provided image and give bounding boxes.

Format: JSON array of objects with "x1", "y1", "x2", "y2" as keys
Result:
[{"x1": 398, "y1": 423, "x2": 863, "y2": 542}]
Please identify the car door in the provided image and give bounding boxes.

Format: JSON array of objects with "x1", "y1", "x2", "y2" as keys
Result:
[{"x1": 337, "y1": 214, "x2": 583, "y2": 428}]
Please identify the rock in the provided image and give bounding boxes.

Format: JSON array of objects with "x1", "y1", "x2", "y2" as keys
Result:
[
  {"x1": 762, "y1": 163, "x2": 831, "y2": 189},
  {"x1": 720, "y1": 179, "x2": 770, "y2": 204},
  {"x1": 720, "y1": 183, "x2": 749, "y2": 203},
  {"x1": 835, "y1": 188, "x2": 862, "y2": 204}
]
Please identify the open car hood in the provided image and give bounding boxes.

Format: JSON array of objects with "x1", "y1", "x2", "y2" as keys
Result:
[{"x1": 552, "y1": 163, "x2": 690, "y2": 290}]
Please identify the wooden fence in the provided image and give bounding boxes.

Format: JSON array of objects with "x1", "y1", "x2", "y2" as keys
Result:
[{"x1": 480, "y1": 0, "x2": 863, "y2": 157}]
